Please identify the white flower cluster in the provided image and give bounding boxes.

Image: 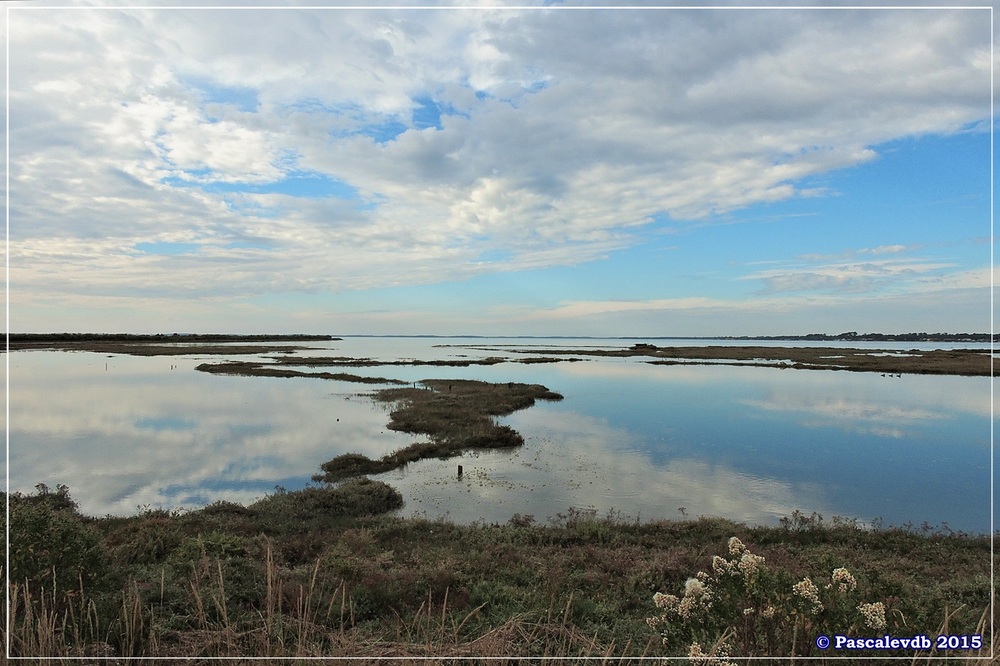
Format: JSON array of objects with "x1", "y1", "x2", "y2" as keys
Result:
[
  {"x1": 648, "y1": 536, "x2": 888, "y2": 660},
  {"x1": 653, "y1": 591, "x2": 679, "y2": 611},
  {"x1": 712, "y1": 555, "x2": 732, "y2": 575},
  {"x1": 737, "y1": 552, "x2": 766, "y2": 580},
  {"x1": 829, "y1": 567, "x2": 857, "y2": 593},
  {"x1": 646, "y1": 537, "x2": 775, "y2": 655},
  {"x1": 646, "y1": 570, "x2": 716, "y2": 638},
  {"x1": 678, "y1": 576, "x2": 713, "y2": 619},
  {"x1": 857, "y1": 601, "x2": 886, "y2": 630},
  {"x1": 688, "y1": 641, "x2": 738, "y2": 666},
  {"x1": 792, "y1": 577, "x2": 824, "y2": 614},
  {"x1": 712, "y1": 540, "x2": 765, "y2": 583},
  {"x1": 685, "y1": 577, "x2": 706, "y2": 596}
]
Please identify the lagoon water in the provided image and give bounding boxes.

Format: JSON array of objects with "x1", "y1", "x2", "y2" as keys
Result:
[{"x1": 4, "y1": 337, "x2": 994, "y2": 533}]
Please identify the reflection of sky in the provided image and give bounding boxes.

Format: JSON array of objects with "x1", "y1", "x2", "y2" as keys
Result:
[
  {"x1": 6, "y1": 349, "x2": 414, "y2": 514},
  {"x1": 382, "y1": 407, "x2": 834, "y2": 527},
  {"x1": 4, "y1": 339, "x2": 993, "y2": 533},
  {"x1": 488, "y1": 363, "x2": 990, "y2": 533}
]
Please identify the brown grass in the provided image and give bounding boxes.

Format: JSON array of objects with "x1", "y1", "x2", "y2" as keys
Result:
[
  {"x1": 5, "y1": 491, "x2": 994, "y2": 664},
  {"x1": 3, "y1": 549, "x2": 639, "y2": 664}
]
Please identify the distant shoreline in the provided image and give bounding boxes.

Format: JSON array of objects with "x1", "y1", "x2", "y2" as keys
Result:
[
  {"x1": 6, "y1": 333, "x2": 992, "y2": 375},
  {"x1": 695, "y1": 332, "x2": 997, "y2": 343},
  {"x1": 8, "y1": 333, "x2": 337, "y2": 344},
  {"x1": 8, "y1": 331, "x2": 996, "y2": 343},
  {"x1": 6, "y1": 333, "x2": 338, "y2": 355},
  {"x1": 462, "y1": 343, "x2": 993, "y2": 377},
  {"x1": 346, "y1": 332, "x2": 997, "y2": 342}
]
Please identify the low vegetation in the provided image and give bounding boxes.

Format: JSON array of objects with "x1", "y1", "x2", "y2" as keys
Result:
[
  {"x1": 8, "y1": 333, "x2": 336, "y2": 344},
  {"x1": 195, "y1": 361, "x2": 408, "y2": 384},
  {"x1": 7, "y1": 334, "x2": 335, "y2": 356},
  {"x1": 5, "y1": 486, "x2": 993, "y2": 663},
  {"x1": 314, "y1": 379, "x2": 564, "y2": 482},
  {"x1": 482, "y1": 345, "x2": 992, "y2": 376},
  {"x1": 264, "y1": 355, "x2": 511, "y2": 367},
  {"x1": 196, "y1": 356, "x2": 582, "y2": 372}
]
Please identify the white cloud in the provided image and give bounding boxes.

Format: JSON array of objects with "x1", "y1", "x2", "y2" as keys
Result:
[
  {"x1": 6, "y1": 5, "x2": 992, "y2": 327},
  {"x1": 741, "y1": 253, "x2": 961, "y2": 295},
  {"x1": 859, "y1": 245, "x2": 915, "y2": 255},
  {"x1": 383, "y1": 406, "x2": 837, "y2": 526},
  {"x1": 535, "y1": 297, "x2": 729, "y2": 320},
  {"x1": 8, "y1": 351, "x2": 413, "y2": 514}
]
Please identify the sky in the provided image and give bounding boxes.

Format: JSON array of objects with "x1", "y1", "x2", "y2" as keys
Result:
[{"x1": 4, "y1": 1, "x2": 995, "y2": 337}]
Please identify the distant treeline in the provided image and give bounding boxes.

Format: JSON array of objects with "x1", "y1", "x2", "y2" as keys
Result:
[
  {"x1": 8, "y1": 333, "x2": 339, "y2": 343},
  {"x1": 718, "y1": 332, "x2": 997, "y2": 343}
]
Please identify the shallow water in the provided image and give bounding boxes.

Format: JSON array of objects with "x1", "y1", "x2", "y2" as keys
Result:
[{"x1": 4, "y1": 337, "x2": 993, "y2": 532}]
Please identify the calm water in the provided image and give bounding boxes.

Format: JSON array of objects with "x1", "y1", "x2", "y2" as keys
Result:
[{"x1": 4, "y1": 337, "x2": 993, "y2": 533}]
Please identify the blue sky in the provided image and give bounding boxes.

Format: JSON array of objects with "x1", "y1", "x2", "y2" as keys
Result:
[{"x1": 5, "y1": 3, "x2": 994, "y2": 336}]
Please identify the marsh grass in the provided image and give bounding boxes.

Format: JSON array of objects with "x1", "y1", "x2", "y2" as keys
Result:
[
  {"x1": 266, "y1": 355, "x2": 511, "y2": 367},
  {"x1": 495, "y1": 344, "x2": 992, "y2": 376},
  {"x1": 5, "y1": 488, "x2": 993, "y2": 663},
  {"x1": 195, "y1": 361, "x2": 407, "y2": 384},
  {"x1": 5, "y1": 544, "x2": 633, "y2": 662},
  {"x1": 314, "y1": 379, "x2": 563, "y2": 482}
]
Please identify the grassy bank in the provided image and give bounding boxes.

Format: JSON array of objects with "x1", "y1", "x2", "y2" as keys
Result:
[
  {"x1": 315, "y1": 379, "x2": 564, "y2": 482},
  {"x1": 5, "y1": 485, "x2": 993, "y2": 663}
]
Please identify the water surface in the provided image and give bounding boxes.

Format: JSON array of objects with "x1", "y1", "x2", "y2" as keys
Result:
[{"x1": 5, "y1": 337, "x2": 992, "y2": 532}]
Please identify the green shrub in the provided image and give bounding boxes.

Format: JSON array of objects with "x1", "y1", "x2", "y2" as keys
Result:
[
  {"x1": 252, "y1": 478, "x2": 403, "y2": 522},
  {"x1": 8, "y1": 485, "x2": 107, "y2": 593},
  {"x1": 105, "y1": 516, "x2": 184, "y2": 565},
  {"x1": 201, "y1": 500, "x2": 256, "y2": 517},
  {"x1": 169, "y1": 531, "x2": 250, "y2": 566},
  {"x1": 313, "y1": 452, "x2": 392, "y2": 483}
]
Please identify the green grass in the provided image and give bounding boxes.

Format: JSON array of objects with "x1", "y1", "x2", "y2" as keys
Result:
[{"x1": 4, "y1": 486, "x2": 993, "y2": 663}]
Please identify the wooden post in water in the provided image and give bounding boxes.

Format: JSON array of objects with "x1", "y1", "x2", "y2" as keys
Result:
[{"x1": 457, "y1": 464, "x2": 463, "y2": 478}]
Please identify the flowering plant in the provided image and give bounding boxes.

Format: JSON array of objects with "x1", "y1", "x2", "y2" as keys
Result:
[{"x1": 647, "y1": 536, "x2": 893, "y2": 658}]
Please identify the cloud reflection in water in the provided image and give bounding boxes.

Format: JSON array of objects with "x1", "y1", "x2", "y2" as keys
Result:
[{"x1": 5, "y1": 343, "x2": 991, "y2": 533}]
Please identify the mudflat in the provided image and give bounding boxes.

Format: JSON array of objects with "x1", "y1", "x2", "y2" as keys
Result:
[
  {"x1": 6, "y1": 333, "x2": 335, "y2": 356},
  {"x1": 472, "y1": 344, "x2": 992, "y2": 376},
  {"x1": 7, "y1": 335, "x2": 991, "y2": 375}
]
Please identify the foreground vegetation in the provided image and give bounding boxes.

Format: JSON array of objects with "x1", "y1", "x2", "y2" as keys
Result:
[{"x1": 5, "y1": 484, "x2": 993, "y2": 663}]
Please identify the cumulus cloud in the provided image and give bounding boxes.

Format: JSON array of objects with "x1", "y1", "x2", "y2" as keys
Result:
[{"x1": 6, "y1": 5, "x2": 992, "y2": 325}]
